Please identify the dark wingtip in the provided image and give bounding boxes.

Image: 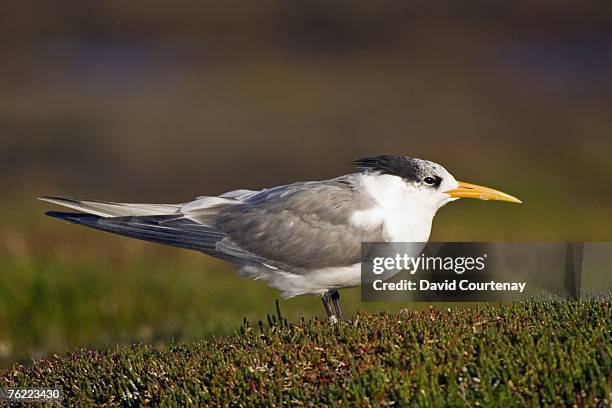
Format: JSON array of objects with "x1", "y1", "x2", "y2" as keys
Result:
[
  {"x1": 45, "y1": 211, "x2": 77, "y2": 222},
  {"x1": 45, "y1": 211, "x2": 99, "y2": 223}
]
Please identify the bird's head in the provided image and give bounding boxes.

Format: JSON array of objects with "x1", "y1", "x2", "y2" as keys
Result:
[{"x1": 354, "y1": 155, "x2": 521, "y2": 212}]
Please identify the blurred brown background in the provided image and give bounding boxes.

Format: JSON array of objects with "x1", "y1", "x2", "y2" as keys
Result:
[
  {"x1": 2, "y1": 1, "x2": 612, "y2": 218},
  {"x1": 1, "y1": 1, "x2": 611, "y2": 366}
]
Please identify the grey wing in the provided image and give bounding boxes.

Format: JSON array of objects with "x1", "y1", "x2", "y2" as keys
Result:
[
  {"x1": 189, "y1": 175, "x2": 383, "y2": 272},
  {"x1": 45, "y1": 176, "x2": 383, "y2": 273}
]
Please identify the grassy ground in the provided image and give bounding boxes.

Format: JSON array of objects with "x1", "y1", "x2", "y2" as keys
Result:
[
  {"x1": 2, "y1": 302, "x2": 610, "y2": 406},
  {"x1": 0, "y1": 251, "x2": 394, "y2": 368}
]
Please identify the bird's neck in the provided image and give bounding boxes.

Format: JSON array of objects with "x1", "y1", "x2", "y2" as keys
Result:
[
  {"x1": 382, "y1": 208, "x2": 434, "y2": 242},
  {"x1": 351, "y1": 173, "x2": 437, "y2": 242}
]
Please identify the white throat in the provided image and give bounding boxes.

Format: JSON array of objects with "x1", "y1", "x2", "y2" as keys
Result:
[{"x1": 350, "y1": 173, "x2": 440, "y2": 242}]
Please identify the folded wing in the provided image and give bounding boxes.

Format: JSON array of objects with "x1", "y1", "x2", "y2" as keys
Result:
[{"x1": 42, "y1": 176, "x2": 383, "y2": 273}]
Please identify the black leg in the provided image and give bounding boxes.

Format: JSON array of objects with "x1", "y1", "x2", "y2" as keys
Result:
[
  {"x1": 330, "y1": 289, "x2": 344, "y2": 321},
  {"x1": 322, "y1": 292, "x2": 338, "y2": 323}
]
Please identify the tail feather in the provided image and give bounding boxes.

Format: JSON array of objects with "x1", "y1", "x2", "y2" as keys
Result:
[{"x1": 39, "y1": 196, "x2": 181, "y2": 217}]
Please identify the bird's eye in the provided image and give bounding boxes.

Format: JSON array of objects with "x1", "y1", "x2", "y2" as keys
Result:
[{"x1": 424, "y1": 177, "x2": 437, "y2": 185}]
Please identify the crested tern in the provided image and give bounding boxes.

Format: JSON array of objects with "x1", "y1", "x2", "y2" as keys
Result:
[{"x1": 40, "y1": 155, "x2": 521, "y2": 322}]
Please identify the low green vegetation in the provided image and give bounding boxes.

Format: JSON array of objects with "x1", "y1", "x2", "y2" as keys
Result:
[
  {"x1": 3, "y1": 302, "x2": 610, "y2": 406},
  {"x1": 0, "y1": 245, "x2": 392, "y2": 368}
]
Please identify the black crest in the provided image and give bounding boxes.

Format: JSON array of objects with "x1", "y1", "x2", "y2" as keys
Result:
[{"x1": 353, "y1": 155, "x2": 424, "y2": 182}]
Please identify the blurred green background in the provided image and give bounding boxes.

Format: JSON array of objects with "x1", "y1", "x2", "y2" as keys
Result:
[{"x1": 1, "y1": 1, "x2": 612, "y2": 367}]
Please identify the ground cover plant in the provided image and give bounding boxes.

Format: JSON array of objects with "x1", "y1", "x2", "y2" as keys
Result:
[{"x1": 2, "y1": 301, "x2": 610, "y2": 406}]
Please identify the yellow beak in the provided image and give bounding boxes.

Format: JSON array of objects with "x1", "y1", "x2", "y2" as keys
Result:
[{"x1": 445, "y1": 181, "x2": 522, "y2": 203}]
